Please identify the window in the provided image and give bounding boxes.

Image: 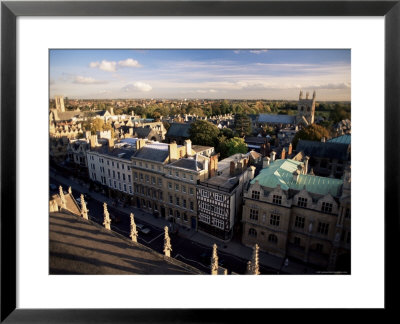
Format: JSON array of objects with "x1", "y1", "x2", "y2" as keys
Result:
[
  {"x1": 145, "y1": 163, "x2": 148, "y2": 169},
  {"x1": 294, "y1": 237, "x2": 301, "y2": 246},
  {"x1": 315, "y1": 244, "x2": 323, "y2": 253},
  {"x1": 190, "y1": 201, "x2": 194, "y2": 211},
  {"x1": 183, "y1": 173, "x2": 186, "y2": 179},
  {"x1": 122, "y1": 173, "x2": 125, "y2": 181},
  {"x1": 117, "y1": 172, "x2": 120, "y2": 180},
  {"x1": 190, "y1": 175, "x2": 193, "y2": 181},
  {"x1": 175, "y1": 184, "x2": 179, "y2": 191},
  {"x1": 134, "y1": 172, "x2": 138, "y2": 180},
  {"x1": 183, "y1": 213, "x2": 188, "y2": 222},
  {"x1": 158, "y1": 179, "x2": 162, "y2": 186},
  {"x1": 114, "y1": 181, "x2": 117, "y2": 189},
  {"x1": 117, "y1": 163, "x2": 119, "y2": 169},
  {"x1": 124, "y1": 184, "x2": 127, "y2": 192},
  {"x1": 159, "y1": 192, "x2": 163, "y2": 200},
  {"x1": 128, "y1": 175, "x2": 131, "y2": 182},
  {"x1": 270, "y1": 213, "x2": 280, "y2": 227},
  {"x1": 151, "y1": 164, "x2": 154, "y2": 170},
  {"x1": 252, "y1": 191, "x2": 260, "y2": 200},
  {"x1": 272, "y1": 195, "x2": 282, "y2": 205},
  {"x1": 183, "y1": 199, "x2": 187, "y2": 208},
  {"x1": 151, "y1": 176, "x2": 155, "y2": 184},
  {"x1": 129, "y1": 186, "x2": 132, "y2": 194},
  {"x1": 145, "y1": 175, "x2": 149, "y2": 182},
  {"x1": 169, "y1": 209, "x2": 173, "y2": 216},
  {"x1": 168, "y1": 182, "x2": 172, "y2": 189},
  {"x1": 122, "y1": 164, "x2": 124, "y2": 170},
  {"x1": 176, "y1": 197, "x2": 180, "y2": 206},
  {"x1": 109, "y1": 179, "x2": 112, "y2": 187},
  {"x1": 182, "y1": 186, "x2": 186, "y2": 193},
  {"x1": 158, "y1": 166, "x2": 161, "y2": 171},
  {"x1": 119, "y1": 183, "x2": 121, "y2": 190},
  {"x1": 321, "y1": 202, "x2": 333, "y2": 213},
  {"x1": 189, "y1": 188, "x2": 194, "y2": 195},
  {"x1": 213, "y1": 218, "x2": 224, "y2": 229},
  {"x1": 248, "y1": 228, "x2": 257, "y2": 238},
  {"x1": 112, "y1": 162, "x2": 114, "y2": 167},
  {"x1": 127, "y1": 166, "x2": 130, "y2": 171},
  {"x1": 108, "y1": 169, "x2": 111, "y2": 176},
  {"x1": 294, "y1": 216, "x2": 305, "y2": 229},
  {"x1": 107, "y1": 161, "x2": 110, "y2": 166},
  {"x1": 169, "y1": 195, "x2": 173, "y2": 204},
  {"x1": 176, "y1": 211, "x2": 180, "y2": 219},
  {"x1": 298, "y1": 197, "x2": 308, "y2": 208},
  {"x1": 140, "y1": 174, "x2": 143, "y2": 181},
  {"x1": 175, "y1": 171, "x2": 179, "y2": 178},
  {"x1": 317, "y1": 222, "x2": 329, "y2": 235},
  {"x1": 268, "y1": 234, "x2": 277, "y2": 244},
  {"x1": 249, "y1": 209, "x2": 259, "y2": 221}
]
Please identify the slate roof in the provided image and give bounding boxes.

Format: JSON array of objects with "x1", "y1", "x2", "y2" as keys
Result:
[
  {"x1": 251, "y1": 159, "x2": 343, "y2": 196},
  {"x1": 170, "y1": 158, "x2": 203, "y2": 171},
  {"x1": 90, "y1": 146, "x2": 136, "y2": 160},
  {"x1": 258, "y1": 114, "x2": 296, "y2": 124},
  {"x1": 134, "y1": 127, "x2": 152, "y2": 138},
  {"x1": 166, "y1": 123, "x2": 191, "y2": 138},
  {"x1": 133, "y1": 146, "x2": 169, "y2": 162},
  {"x1": 327, "y1": 134, "x2": 351, "y2": 145},
  {"x1": 296, "y1": 140, "x2": 350, "y2": 161}
]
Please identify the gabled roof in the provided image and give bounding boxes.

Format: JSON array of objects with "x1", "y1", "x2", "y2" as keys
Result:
[
  {"x1": 133, "y1": 146, "x2": 169, "y2": 162},
  {"x1": 296, "y1": 140, "x2": 350, "y2": 161},
  {"x1": 251, "y1": 159, "x2": 343, "y2": 196},
  {"x1": 258, "y1": 114, "x2": 296, "y2": 124},
  {"x1": 134, "y1": 127, "x2": 152, "y2": 138},
  {"x1": 166, "y1": 123, "x2": 191, "y2": 138}
]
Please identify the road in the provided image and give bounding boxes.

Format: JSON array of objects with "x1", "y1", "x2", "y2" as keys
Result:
[{"x1": 50, "y1": 171, "x2": 277, "y2": 274}]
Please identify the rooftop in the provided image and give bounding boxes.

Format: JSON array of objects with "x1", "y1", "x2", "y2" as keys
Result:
[
  {"x1": 251, "y1": 159, "x2": 343, "y2": 196},
  {"x1": 166, "y1": 123, "x2": 191, "y2": 138},
  {"x1": 50, "y1": 211, "x2": 202, "y2": 274},
  {"x1": 327, "y1": 134, "x2": 351, "y2": 145},
  {"x1": 296, "y1": 140, "x2": 350, "y2": 161},
  {"x1": 258, "y1": 114, "x2": 296, "y2": 124}
]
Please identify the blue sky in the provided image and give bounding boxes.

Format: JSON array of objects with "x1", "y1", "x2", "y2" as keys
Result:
[{"x1": 50, "y1": 49, "x2": 351, "y2": 100}]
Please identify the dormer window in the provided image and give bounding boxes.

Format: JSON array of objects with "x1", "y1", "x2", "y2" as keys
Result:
[
  {"x1": 251, "y1": 191, "x2": 260, "y2": 200},
  {"x1": 298, "y1": 197, "x2": 308, "y2": 208},
  {"x1": 272, "y1": 195, "x2": 282, "y2": 205},
  {"x1": 321, "y1": 202, "x2": 333, "y2": 213}
]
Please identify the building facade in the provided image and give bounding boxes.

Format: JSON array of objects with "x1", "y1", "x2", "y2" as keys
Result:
[{"x1": 241, "y1": 157, "x2": 351, "y2": 271}]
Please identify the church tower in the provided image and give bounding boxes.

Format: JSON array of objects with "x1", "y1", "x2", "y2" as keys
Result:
[{"x1": 296, "y1": 90, "x2": 316, "y2": 125}]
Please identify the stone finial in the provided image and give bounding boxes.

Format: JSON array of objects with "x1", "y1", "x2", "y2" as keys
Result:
[
  {"x1": 211, "y1": 244, "x2": 219, "y2": 275},
  {"x1": 251, "y1": 244, "x2": 260, "y2": 275},
  {"x1": 163, "y1": 226, "x2": 172, "y2": 257},
  {"x1": 68, "y1": 186, "x2": 72, "y2": 195},
  {"x1": 103, "y1": 202, "x2": 111, "y2": 230},
  {"x1": 59, "y1": 186, "x2": 66, "y2": 209},
  {"x1": 80, "y1": 194, "x2": 89, "y2": 220},
  {"x1": 129, "y1": 213, "x2": 138, "y2": 243}
]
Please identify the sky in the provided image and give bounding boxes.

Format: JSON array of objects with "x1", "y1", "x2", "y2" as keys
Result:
[{"x1": 49, "y1": 49, "x2": 351, "y2": 101}]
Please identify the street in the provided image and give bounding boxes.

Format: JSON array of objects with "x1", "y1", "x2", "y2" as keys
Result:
[{"x1": 50, "y1": 170, "x2": 277, "y2": 274}]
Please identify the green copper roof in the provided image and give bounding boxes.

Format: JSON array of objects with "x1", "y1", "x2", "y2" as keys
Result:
[
  {"x1": 251, "y1": 159, "x2": 343, "y2": 196},
  {"x1": 327, "y1": 134, "x2": 351, "y2": 145}
]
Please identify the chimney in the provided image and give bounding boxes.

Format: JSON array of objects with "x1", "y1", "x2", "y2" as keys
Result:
[
  {"x1": 321, "y1": 137, "x2": 326, "y2": 143},
  {"x1": 293, "y1": 169, "x2": 300, "y2": 182},
  {"x1": 270, "y1": 151, "x2": 276, "y2": 162},
  {"x1": 169, "y1": 142, "x2": 178, "y2": 162},
  {"x1": 230, "y1": 161, "x2": 236, "y2": 176},
  {"x1": 281, "y1": 148, "x2": 286, "y2": 160},
  {"x1": 263, "y1": 156, "x2": 270, "y2": 168},
  {"x1": 89, "y1": 135, "x2": 98, "y2": 148},
  {"x1": 110, "y1": 107, "x2": 114, "y2": 115},
  {"x1": 288, "y1": 143, "x2": 293, "y2": 155},
  {"x1": 184, "y1": 139, "x2": 192, "y2": 157},
  {"x1": 108, "y1": 138, "x2": 114, "y2": 150},
  {"x1": 209, "y1": 154, "x2": 218, "y2": 177},
  {"x1": 85, "y1": 131, "x2": 91, "y2": 140},
  {"x1": 135, "y1": 138, "x2": 146, "y2": 150},
  {"x1": 303, "y1": 156, "x2": 310, "y2": 174},
  {"x1": 249, "y1": 165, "x2": 256, "y2": 180}
]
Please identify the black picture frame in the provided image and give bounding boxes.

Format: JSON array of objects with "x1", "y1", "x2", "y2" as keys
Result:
[{"x1": 1, "y1": 0, "x2": 398, "y2": 322}]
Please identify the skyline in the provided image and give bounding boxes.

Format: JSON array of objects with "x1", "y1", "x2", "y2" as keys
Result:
[{"x1": 50, "y1": 49, "x2": 351, "y2": 101}]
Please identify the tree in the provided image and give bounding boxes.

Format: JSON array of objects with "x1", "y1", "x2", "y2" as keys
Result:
[
  {"x1": 218, "y1": 137, "x2": 248, "y2": 159},
  {"x1": 292, "y1": 124, "x2": 330, "y2": 149},
  {"x1": 189, "y1": 120, "x2": 220, "y2": 147},
  {"x1": 234, "y1": 113, "x2": 252, "y2": 137}
]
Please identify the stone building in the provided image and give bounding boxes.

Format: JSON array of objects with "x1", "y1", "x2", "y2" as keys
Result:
[
  {"x1": 241, "y1": 157, "x2": 351, "y2": 271},
  {"x1": 197, "y1": 153, "x2": 256, "y2": 241},
  {"x1": 165, "y1": 123, "x2": 191, "y2": 145}
]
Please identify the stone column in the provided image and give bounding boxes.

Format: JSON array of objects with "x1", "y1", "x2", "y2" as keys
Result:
[
  {"x1": 130, "y1": 213, "x2": 138, "y2": 243},
  {"x1": 80, "y1": 194, "x2": 89, "y2": 220},
  {"x1": 211, "y1": 244, "x2": 219, "y2": 275},
  {"x1": 163, "y1": 226, "x2": 172, "y2": 257},
  {"x1": 103, "y1": 202, "x2": 111, "y2": 230}
]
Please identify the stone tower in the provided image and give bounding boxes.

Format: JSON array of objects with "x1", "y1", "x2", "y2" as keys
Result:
[
  {"x1": 55, "y1": 95, "x2": 65, "y2": 112},
  {"x1": 296, "y1": 90, "x2": 316, "y2": 125}
]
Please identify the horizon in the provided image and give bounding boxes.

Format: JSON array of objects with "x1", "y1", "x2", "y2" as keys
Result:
[{"x1": 50, "y1": 49, "x2": 351, "y2": 101}]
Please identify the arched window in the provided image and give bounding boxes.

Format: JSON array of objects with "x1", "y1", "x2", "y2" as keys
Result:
[
  {"x1": 307, "y1": 106, "x2": 311, "y2": 112},
  {"x1": 268, "y1": 234, "x2": 278, "y2": 244},
  {"x1": 248, "y1": 228, "x2": 257, "y2": 238}
]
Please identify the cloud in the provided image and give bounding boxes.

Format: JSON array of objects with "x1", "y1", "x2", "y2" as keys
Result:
[
  {"x1": 249, "y1": 50, "x2": 269, "y2": 54},
  {"x1": 122, "y1": 82, "x2": 152, "y2": 92},
  {"x1": 118, "y1": 58, "x2": 141, "y2": 68},
  {"x1": 90, "y1": 58, "x2": 141, "y2": 72},
  {"x1": 306, "y1": 82, "x2": 351, "y2": 90},
  {"x1": 73, "y1": 76, "x2": 107, "y2": 84}
]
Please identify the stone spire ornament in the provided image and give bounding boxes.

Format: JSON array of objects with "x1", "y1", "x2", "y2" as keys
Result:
[
  {"x1": 103, "y1": 202, "x2": 111, "y2": 230},
  {"x1": 68, "y1": 186, "x2": 72, "y2": 195},
  {"x1": 129, "y1": 213, "x2": 138, "y2": 243},
  {"x1": 80, "y1": 194, "x2": 89, "y2": 220},
  {"x1": 211, "y1": 244, "x2": 219, "y2": 275},
  {"x1": 251, "y1": 244, "x2": 260, "y2": 275},
  {"x1": 163, "y1": 226, "x2": 172, "y2": 257},
  {"x1": 246, "y1": 261, "x2": 252, "y2": 274},
  {"x1": 59, "y1": 185, "x2": 66, "y2": 210}
]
